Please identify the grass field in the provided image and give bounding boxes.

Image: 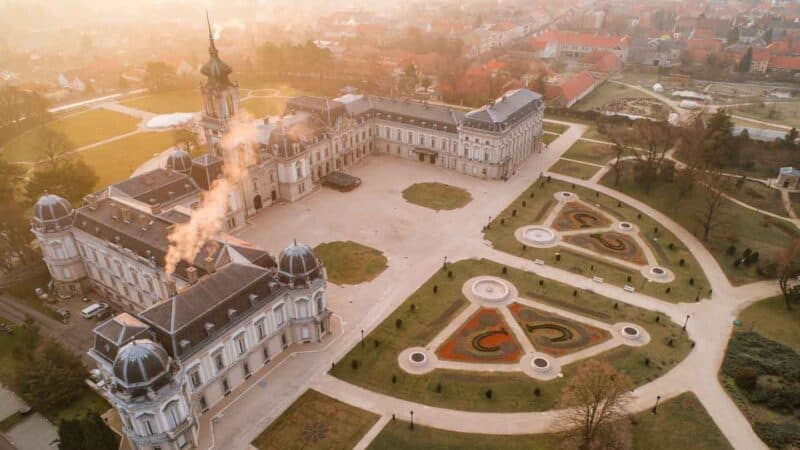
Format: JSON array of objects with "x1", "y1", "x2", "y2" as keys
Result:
[
  {"x1": 722, "y1": 179, "x2": 789, "y2": 217},
  {"x1": 573, "y1": 83, "x2": 651, "y2": 112},
  {"x1": 331, "y1": 258, "x2": 692, "y2": 412},
  {"x1": 548, "y1": 159, "x2": 600, "y2": 180},
  {"x1": 729, "y1": 102, "x2": 800, "y2": 128},
  {"x1": 242, "y1": 97, "x2": 288, "y2": 118},
  {"x1": 738, "y1": 296, "x2": 799, "y2": 352},
  {"x1": 485, "y1": 179, "x2": 710, "y2": 302},
  {"x1": 314, "y1": 241, "x2": 388, "y2": 285},
  {"x1": 0, "y1": 319, "x2": 109, "y2": 423},
  {"x1": 402, "y1": 182, "x2": 472, "y2": 211},
  {"x1": 789, "y1": 192, "x2": 800, "y2": 218},
  {"x1": 368, "y1": 392, "x2": 730, "y2": 450},
  {"x1": 121, "y1": 89, "x2": 204, "y2": 114},
  {"x1": 1, "y1": 109, "x2": 140, "y2": 162},
  {"x1": 542, "y1": 122, "x2": 569, "y2": 134},
  {"x1": 542, "y1": 133, "x2": 559, "y2": 145},
  {"x1": 78, "y1": 132, "x2": 177, "y2": 189},
  {"x1": 601, "y1": 162, "x2": 799, "y2": 285},
  {"x1": 251, "y1": 389, "x2": 378, "y2": 450},
  {"x1": 562, "y1": 140, "x2": 616, "y2": 165}
]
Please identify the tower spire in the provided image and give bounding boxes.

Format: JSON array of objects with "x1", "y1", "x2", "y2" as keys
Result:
[{"x1": 206, "y1": 10, "x2": 217, "y2": 54}]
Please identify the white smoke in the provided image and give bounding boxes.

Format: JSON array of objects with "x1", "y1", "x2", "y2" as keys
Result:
[{"x1": 164, "y1": 113, "x2": 258, "y2": 276}]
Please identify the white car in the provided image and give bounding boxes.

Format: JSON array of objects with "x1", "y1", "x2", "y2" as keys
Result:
[{"x1": 81, "y1": 302, "x2": 108, "y2": 319}]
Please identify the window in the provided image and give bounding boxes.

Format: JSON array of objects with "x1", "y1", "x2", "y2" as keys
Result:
[
  {"x1": 316, "y1": 295, "x2": 325, "y2": 314},
  {"x1": 236, "y1": 335, "x2": 247, "y2": 356},
  {"x1": 295, "y1": 162, "x2": 303, "y2": 179},
  {"x1": 255, "y1": 320, "x2": 266, "y2": 341},
  {"x1": 274, "y1": 305, "x2": 285, "y2": 327},
  {"x1": 140, "y1": 416, "x2": 156, "y2": 435},
  {"x1": 189, "y1": 368, "x2": 202, "y2": 389},
  {"x1": 222, "y1": 378, "x2": 231, "y2": 396},
  {"x1": 165, "y1": 402, "x2": 182, "y2": 429},
  {"x1": 419, "y1": 134, "x2": 425, "y2": 146},
  {"x1": 214, "y1": 352, "x2": 225, "y2": 372},
  {"x1": 262, "y1": 346, "x2": 270, "y2": 364},
  {"x1": 281, "y1": 333, "x2": 288, "y2": 349},
  {"x1": 199, "y1": 395, "x2": 208, "y2": 412},
  {"x1": 407, "y1": 131, "x2": 413, "y2": 144},
  {"x1": 297, "y1": 300, "x2": 309, "y2": 319},
  {"x1": 243, "y1": 362, "x2": 251, "y2": 379}
]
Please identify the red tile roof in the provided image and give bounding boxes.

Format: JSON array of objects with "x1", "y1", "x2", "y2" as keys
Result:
[
  {"x1": 770, "y1": 56, "x2": 800, "y2": 70},
  {"x1": 545, "y1": 70, "x2": 596, "y2": 106},
  {"x1": 541, "y1": 30, "x2": 630, "y2": 49}
]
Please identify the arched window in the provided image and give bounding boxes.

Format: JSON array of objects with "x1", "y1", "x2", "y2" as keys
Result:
[
  {"x1": 295, "y1": 162, "x2": 303, "y2": 179},
  {"x1": 163, "y1": 401, "x2": 183, "y2": 429},
  {"x1": 296, "y1": 299, "x2": 310, "y2": 319},
  {"x1": 137, "y1": 413, "x2": 157, "y2": 436},
  {"x1": 315, "y1": 293, "x2": 325, "y2": 314}
]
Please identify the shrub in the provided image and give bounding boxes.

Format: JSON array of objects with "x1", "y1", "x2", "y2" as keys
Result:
[
  {"x1": 753, "y1": 422, "x2": 800, "y2": 449},
  {"x1": 502, "y1": 266, "x2": 507, "y2": 274},
  {"x1": 395, "y1": 319, "x2": 402, "y2": 329},
  {"x1": 727, "y1": 245, "x2": 737, "y2": 256},
  {"x1": 679, "y1": 259, "x2": 685, "y2": 267},
  {"x1": 392, "y1": 375, "x2": 396, "y2": 384},
  {"x1": 351, "y1": 359, "x2": 359, "y2": 370},
  {"x1": 436, "y1": 383, "x2": 442, "y2": 393},
  {"x1": 743, "y1": 248, "x2": 752, "y2": 258},
  {"x1": 534, "y1": 387, "x2": 541, "y2": 397},
  {"x1": 734, "y1": 367, "x2": 758, "y2": 391},
  {"x1": 485, "y1": 389, "x2": 493, "y2": 399},
  {"x1": 433, "y1": 285, "x2": 438, "y2": 294}
]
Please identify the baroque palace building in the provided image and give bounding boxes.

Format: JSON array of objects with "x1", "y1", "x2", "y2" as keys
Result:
[{"x1": 28, "y1": 21, "x2": 545, "y2": 450}]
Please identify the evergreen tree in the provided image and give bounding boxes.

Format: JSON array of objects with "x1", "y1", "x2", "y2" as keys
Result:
[
  {"x1": 738, "y1": 47, "x2": 753, "y2": 73},
  {"x1": 18, "y1": 342, "x2": 86, "y2": 412},
  {"x1": 81, "y1": 412, "x2": 119, "y2": 450},
  {"x1": 57, "y1": 419, "x2": 84, "y2": 450}
]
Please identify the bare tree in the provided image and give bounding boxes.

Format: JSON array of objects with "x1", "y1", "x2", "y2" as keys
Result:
[
  {"x1": 174, "y1": 126, "x2": 200, "y2": 155},
  {"x1": 696, "y1": 167, "x2": 728, "y2": 242},
  {"x1": 607, "y1": 130, "x2": 632, "y2": 186},
  {"x1": 558, "y1": 360, "x2": 633, "y2": 450},
  {"x1": 777, "y1": 238, "x2": 800, "y2": 310},
  {"x1": 34, "y1": 128, "x2": 72, "y2": 166},
  {"x1": 631, "y1": 121, "x2": 674, "y2": 193}
]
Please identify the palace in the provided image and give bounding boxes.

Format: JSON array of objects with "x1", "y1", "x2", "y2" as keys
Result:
[{"x1": 28, "y1": 19, "x2": 545, "y2": 450}]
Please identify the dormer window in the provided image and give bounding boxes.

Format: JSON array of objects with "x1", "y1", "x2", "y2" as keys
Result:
[
  {"x1": 248, "y1": 294, "x2": 258, "y2": 305},
  {"x1": 204, "y1": 322, "x2": 215, "y2": 335},
  {"x1": 227, "y1": 308, "x2": 237, "y2": 320}
]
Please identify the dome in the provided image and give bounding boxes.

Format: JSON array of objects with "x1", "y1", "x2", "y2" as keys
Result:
[
  {"x1": 113, "y1": 339, "x2": 172, "y2": 392},
  {"x1": 277, "y1": 242, "x2": 323, "y2": 286},
  {"x1": 166, "y1": 149, "x2": 193, "y2": 174},
  {"x1": 32, "y1": 194, "x2": 74, "y2": 232}
]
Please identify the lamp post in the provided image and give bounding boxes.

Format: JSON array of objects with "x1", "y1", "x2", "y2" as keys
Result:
[
  {"x1": 410, "y1": 410, "x2": 414, "y2": 430},
  {"x1": 683, "y1": 314, "x2": 690, "y2": 331},
  {"x1": 360, "y1": 329, "x2": 364, "y2": 346},
  {"x1": 443, "y1": 255, "x2": 448, "y2": 269},
  {"x1": 652, "y1": 395, "x2": 661, "y2": 414}
]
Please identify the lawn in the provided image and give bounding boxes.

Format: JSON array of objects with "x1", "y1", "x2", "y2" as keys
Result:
[
  {"x1": 542, "y1": 122, "x2": 569, "y2": 134},
  {"x1": 0, "y1": 319, "x2": 109, "y2": 423},
  {"x1": 314, "y1": 241, "x2": 388, "y2": 285},
  {"x1": 562, "y1": 140, "x2": 616, "y2": 165},
  {"x1": 402, "y1": 182, "x2": 472, "y2": 211},
  {"x1": 722, "y1": 179, "x2": 789, "y2": 217},
  {"x1": 242, "y1": 97, "x2": 287, "y2": 118},
  {"x1": 251, "y1": 389, "x2": 378, "y2": 450},
  {"x1": 368, "y1": 392, "x2": 730, "y2": 450},
  {"x1": 729, "y1": 102, "x2": 800, "y2": 128},
  {"x1": 600, "y1": 162, "x2": 799, "y2": 285},
  {"x1": 1, "y1": 109, "x2": 140, "y2": 162},
  {"x1": 331, "y1": 258, "x2": 692, "y2": 412},
  {"x1": 484, "y1": 178, "x2": 711, "y2": 303},
  {"x1": 790, "y1": 192, "x2": 800, "y2": 218},
  {"x1": 78, "y1": 131, "x2": 178, "y2": 189},
  {"x1": 738, "y1": 296, "x2": 799, "y2": 352},
  {"x1": 542, "y1": 133, "x2": 559, "y2": 145},
  {"x1": 573, "y1": 82, "x2": 650, "y2": 112},
  {"x1": 548, "y1": 159, "x2": 600, "y2": 180},
  {"x1": 121, "y1": 89, "x2": 204, "y2": 114}
]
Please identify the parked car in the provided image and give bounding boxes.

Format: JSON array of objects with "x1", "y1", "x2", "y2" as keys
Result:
[
  {"x1": 80, "y1": 302, "x2": 108, "y2": 319},
  {"x1": 95, "y1": 308, "x2": 114, "y2": 321},
  {"x1": 55, "y1": 308, "x2": 71, "y2": 324}
]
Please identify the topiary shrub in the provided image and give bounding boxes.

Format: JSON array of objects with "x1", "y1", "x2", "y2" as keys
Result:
[
  {"x1": 734, "y1": 367, "x2": 758, "y2": 391},
  {"x1": 351, "y1": 359, "x2": 359, "y2": 370},
  {"x1": 485, "y1": 389, "x2": 493, "y2": 399},
  {"x1": 396, "y1": 318, "x2": 402, "y2": 329}
]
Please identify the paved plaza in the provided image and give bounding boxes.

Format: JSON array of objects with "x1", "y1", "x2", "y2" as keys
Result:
[{"x1": 196, "y1": 120, "x2": 776, "y2": 450}]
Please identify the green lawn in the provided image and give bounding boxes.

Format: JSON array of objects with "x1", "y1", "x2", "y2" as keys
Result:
[
  {"x1": 121, "y1": 89, "x2": 204, "y2": 114},
  {"x1": 548, "y1": 159, "x2": 599, "y2": 180},
  {"x1": 78, "y1": 132, "x2": 178, "y2": 190},
  {"x1": 723, "y1": 179, "x2": 789, "y2": 217},
  {"x1": 738, "y1": 296, "x2": 799, "y2": 352},
  {"x1": 542, "y1": 122, "x2": 569, "y2": 134},
  {"x1": 573, "y1": 83, "x2": 650, "y2": 112},
  {"x1": 331, "y1": 259, "x2": 692, "y2": 412},
  {"x1": 368, "y1": 392, "x2": 730, "y2": 450},
  {"x1": 562, "y1": 140, "x2": 616, "y2": 165},
  {"x1": 789, "y1": 192, "x2": 800, "y2": 218},
  {"x1": 251, "y1": 389, "x2": 378, "y2": 450},
  {"x1": 729, "y1": 102, "x2": 800, "y2": 128},
  {"x1": 402, "y1": 182, "x2": 472, "y2": 211},
  {"x1": 1, "y1": 109, "x2": 140, "y2": 162},
  {"x1": 600, "y1": 162, "x2": 799, "y2": 285},
  {"x1": 542, "y1": 133, "x2": 559, "y2": 145},
  {"x1": 242, "y1": 97, "x2": 287, "y2": 118},
  {"x1": 0, "y1": 319, "x2": 109, "y2": 423},
  {"x1": 314, "y1": 241, "x2": 388, "y2": 285},
  {"x1": 484, "y1": 179, "x2": 711, "y2": 303}
]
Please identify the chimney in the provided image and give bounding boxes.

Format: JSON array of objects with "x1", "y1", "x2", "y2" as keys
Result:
[
  {"x1": 138, "y1": 214, "x2": 150, "y2": 231},
  {"x1": 151, "y1": 203, "x2": 162, "y2": 215},
  {"x1": 85, "y1": 194, "x2": 98, "y2": 211},
  {"x1": 121, "y1": 207, "x2": 132, "y2": 223},
  {"x1": 202, "y1": 256, "x2": 216, "y2": 274},
  {"x1": 186, "y1": 267, "x2": 198, "y2": 284},
  {"x1": 164, "y1": 278, "x2": 178, "y2": 297}
]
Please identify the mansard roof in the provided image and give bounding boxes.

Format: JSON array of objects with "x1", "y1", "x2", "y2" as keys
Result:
[
  {"x1": 463, "y1": 89, "x2": 543, "y2": 132},
  {"x1": 111, "y1": 168, "x2": 201, "y2": 206}
]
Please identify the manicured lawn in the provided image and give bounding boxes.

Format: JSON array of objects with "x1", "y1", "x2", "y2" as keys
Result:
[
  {"x1": 573, "y1": 83, "x2": 650, "y2": 112},
  {"x1": 121, "y1": 89, "x2": 204, "y2": 113},
  {"x1": 242, "y1": 97, "x2": 287, "y2": 118},
  {"x1": 402, "y1": 182, "x2": 472, "y2": 211},
  {"x1": 600, "y1": 162, "x2": 799, "y2": 285},
  {"x1": 548, "y1": 159, "x2": 599, "y2": 180},
  {"x1": 484, "y1": 179, "x2": 711, "y2": 303},
  {"x1": 729, "y1": 101, "x2": 800, "y2": 128},
  {"x1": 1, "y1": 109, "x2": 140, "y2": 162},
  {"x1": 251, "y1": 389, "x2": 378, "y2": 450},
  {"x1": 738, "y1": 296, "x2": 799, "y2": 352},
  {"x1": 331, "y1": 259, "x2": 692, "y2": 412},
  {"x1": 78, "y1": 132, "x2": 177, "y2": 189},
  {"x1": 542, "y1": 122, "x2": 569, "y2": 134},
  {"x1": 314, "y1": 241, "x2": 388, "y2": 285},
  {"x1": 542, "y1": 133, "x2": 559, "y2": 145},
  {"x1": 368, "y1": 392, "x2": 730, "y2": 450},
  {"x1": 0, "y1": 319, "x2": 109, "y2": 423},
  {"x1": 790, "y1": 192, "x2": 800, "y2": 218},
  {"x1": 562, "y1": 140, "x2": 616, "y2": 165},
  {"x1": 723, "y1": 179, "x2": 789, "y2": 217}
]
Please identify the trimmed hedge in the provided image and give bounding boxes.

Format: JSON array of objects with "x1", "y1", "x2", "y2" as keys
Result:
[{"x1": 753, "y1": 422, "x2": 800, "y2": 449}]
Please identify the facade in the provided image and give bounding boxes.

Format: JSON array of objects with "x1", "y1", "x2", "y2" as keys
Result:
[{"x1": 777, "y1": 166, "x2": 800, "y2": 190}]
